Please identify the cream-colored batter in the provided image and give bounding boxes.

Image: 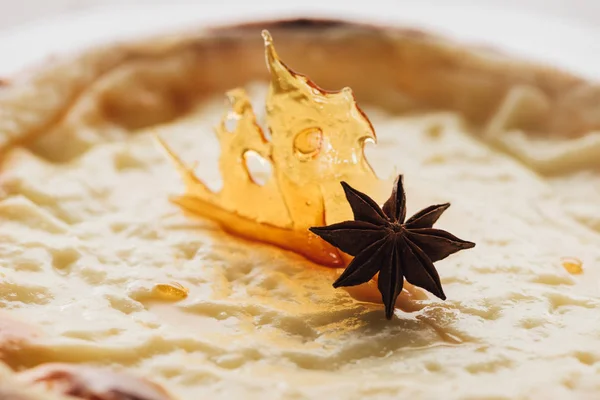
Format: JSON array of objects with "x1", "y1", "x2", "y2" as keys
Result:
[{"x1": 1, "y1": 77, "x2": 600, "y2": 399}]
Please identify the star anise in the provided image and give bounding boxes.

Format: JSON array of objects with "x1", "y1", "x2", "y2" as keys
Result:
[{"x1": 309, "y1": 175, "x2": 475, "y2": 319}]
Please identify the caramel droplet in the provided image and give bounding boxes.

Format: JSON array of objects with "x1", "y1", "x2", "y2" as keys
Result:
[
  {"x1": 561, "y1": 257, "x2": 583, "y2": 275},
  {"x1": 153, "y1": 282, "x2": 189, "y2": 301}
]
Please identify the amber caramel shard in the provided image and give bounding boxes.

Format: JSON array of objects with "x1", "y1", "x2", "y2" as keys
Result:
[{"x1": 159, "y1": 30, "x2": 389, "y2": 267}]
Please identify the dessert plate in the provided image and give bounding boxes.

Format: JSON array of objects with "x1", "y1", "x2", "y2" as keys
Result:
[
  {"x1": 1, "y1": 4, "x2": 599, "y2": 400},
  {"x1": 1, "y1": 2, "x2": 599, "y2": 78}
]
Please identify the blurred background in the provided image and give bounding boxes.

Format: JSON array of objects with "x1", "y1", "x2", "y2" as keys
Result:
[{"x1": 0, "y1": 0, "x2": 599, "y2": 32}]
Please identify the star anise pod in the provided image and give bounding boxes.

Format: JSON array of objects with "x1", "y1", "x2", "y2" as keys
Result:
[{"x1": 309, "y1": 175, "x2": 475, "y2": 319}]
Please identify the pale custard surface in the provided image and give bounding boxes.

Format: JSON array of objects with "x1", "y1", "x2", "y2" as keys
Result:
[{"x1": 1, "y1": 85, "x2": 600, "y2": 399}]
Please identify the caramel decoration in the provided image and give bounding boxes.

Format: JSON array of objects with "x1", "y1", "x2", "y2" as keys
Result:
[{"x1": 158, "y1": 30, "x2": 390, "y2": 267}]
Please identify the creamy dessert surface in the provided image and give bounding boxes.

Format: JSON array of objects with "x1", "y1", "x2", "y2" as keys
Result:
[{"x1": 1, "y1": 79, "x2": 600, "y2": 400}]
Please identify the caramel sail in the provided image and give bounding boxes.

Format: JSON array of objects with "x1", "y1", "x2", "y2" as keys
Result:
[{"x1": 158, "y1": 30, "x2": 388, "y2": 266}]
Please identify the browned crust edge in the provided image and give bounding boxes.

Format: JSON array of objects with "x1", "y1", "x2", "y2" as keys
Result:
[{"x1": 0, "y1": 17, "x2": 599, "y2": 153}]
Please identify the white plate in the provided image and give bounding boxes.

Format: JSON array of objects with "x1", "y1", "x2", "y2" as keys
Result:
[{"x1": 0, "y1": 2, "x2": 599, "y2": 80}]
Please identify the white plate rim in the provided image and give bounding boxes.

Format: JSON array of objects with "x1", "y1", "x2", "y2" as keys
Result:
[{"x1": 0, "y1": 2, "x2": 598, "y2": 80}]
